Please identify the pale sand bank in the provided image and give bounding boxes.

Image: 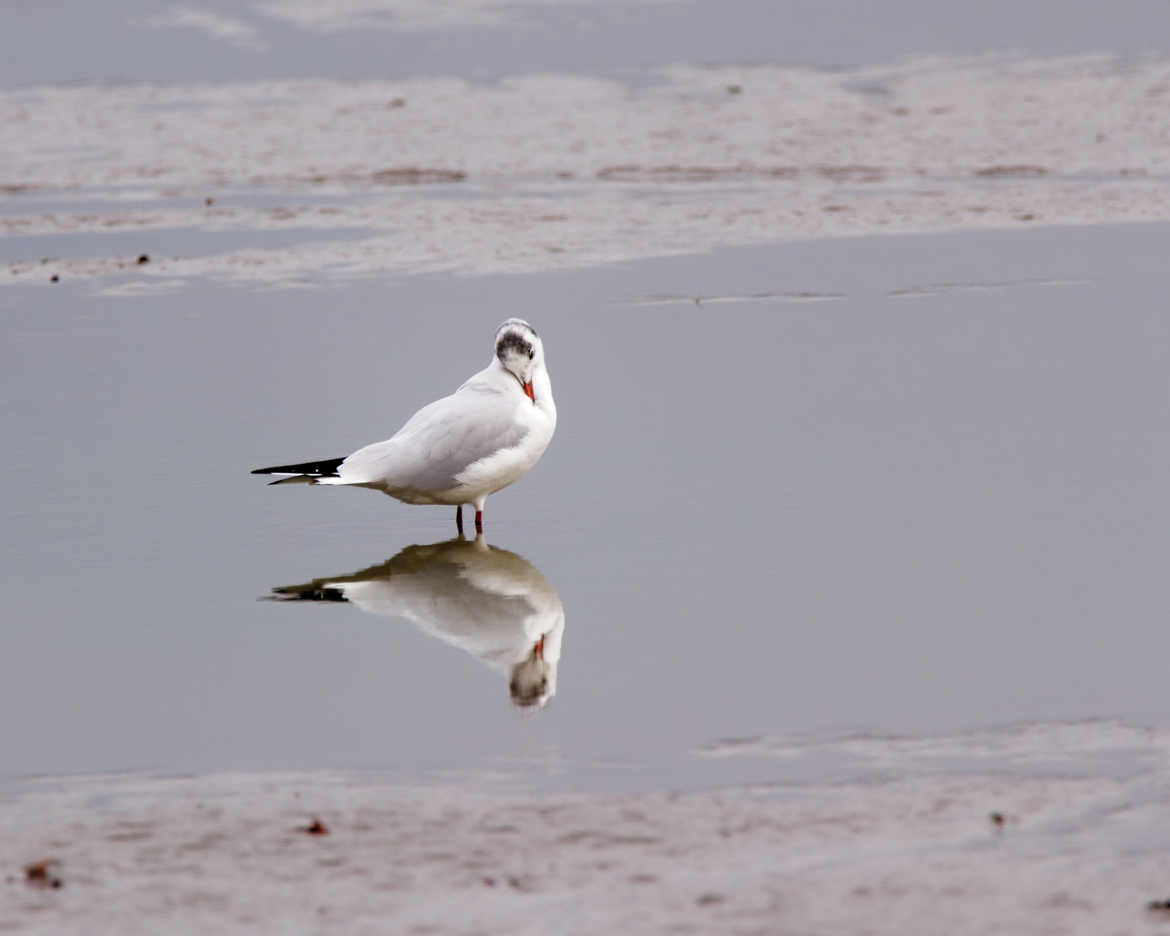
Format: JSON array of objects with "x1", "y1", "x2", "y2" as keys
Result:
[
  {"x1": 2, "y1": 55, "x2": 1169, "y2": 286},
  {"x1": 4, "y1": 720, "x2": 1169, "y2": 934}
]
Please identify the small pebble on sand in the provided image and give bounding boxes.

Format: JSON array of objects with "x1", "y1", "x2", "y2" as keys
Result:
[{"x1": 24, "y1": 859, "x2": 63, "y2": 889}]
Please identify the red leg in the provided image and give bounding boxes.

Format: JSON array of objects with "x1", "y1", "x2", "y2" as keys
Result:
[
  {"x1": 456, "y1": 504, "x2": 464, "y2": 535},
  {"x1": 474, "y1": 510, "x2": 483, "y2": 535}
]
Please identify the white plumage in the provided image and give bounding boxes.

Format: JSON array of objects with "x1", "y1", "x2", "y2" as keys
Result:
[{"x1": 253, "y1": 319, "x2": 556, "y2": 533}]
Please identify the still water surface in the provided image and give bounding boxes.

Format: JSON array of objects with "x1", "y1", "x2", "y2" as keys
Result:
[
  {"x1": 6, "y1": 0, "x2": 1170, "y2": 87},
  {"x1": 1, "y1": 223, "x2": 1168, "y2": 789}
]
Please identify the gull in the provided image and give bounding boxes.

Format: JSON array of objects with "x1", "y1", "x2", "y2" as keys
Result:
[{"x1": 252, "y1": 319, "x2": 556, "y2": 534}]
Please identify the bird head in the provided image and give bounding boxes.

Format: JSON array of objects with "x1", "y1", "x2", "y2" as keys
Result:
[
  {"x1": 495, "y1": 319, "x2": 544, "y2": 402},
  {"x1": 508, "y1": 635, "x2": 555, "y2": 708}
]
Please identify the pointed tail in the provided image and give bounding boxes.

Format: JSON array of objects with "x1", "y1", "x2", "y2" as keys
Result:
[
  {"x1": 267, "y1": 583, "x2": 348, "y2": 602},
  {"x1": 251, "y1": 456, "x2": 344, "y2": 486}
]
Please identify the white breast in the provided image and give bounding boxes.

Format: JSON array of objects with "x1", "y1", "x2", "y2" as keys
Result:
[{"x1": 455, "y1": 402, "x2": 555, "y2": 496}]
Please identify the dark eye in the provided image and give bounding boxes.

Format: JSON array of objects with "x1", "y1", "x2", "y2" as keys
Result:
[{"x1": 528, "y1": 348, "x2": 534, "y2": 359}]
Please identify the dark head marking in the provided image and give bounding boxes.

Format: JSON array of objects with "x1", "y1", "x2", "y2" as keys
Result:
[
  {"x1": 496, "y1": 330, "x2": 534, "y2": 362},
  {"x1": 498, "y1": 318, "x2": 537, "y2": 337},
  {"x1": 509, "y1": 675, "x2": 550, "y2": 707}
]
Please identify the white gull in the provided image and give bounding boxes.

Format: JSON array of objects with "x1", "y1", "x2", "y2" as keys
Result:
[{"x1": 252, "y1": 318, "x2": 556, "y2": 534}]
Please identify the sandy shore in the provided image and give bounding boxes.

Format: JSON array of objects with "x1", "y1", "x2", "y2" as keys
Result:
[
  {"x1": 4, "y1": 721, "x2": 1169, "y2": 934},
  {"x1": 3, "y1": 55, "x2": 1169, "y2": 286}
]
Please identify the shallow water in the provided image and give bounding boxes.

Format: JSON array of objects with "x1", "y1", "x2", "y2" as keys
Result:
[
  {"x1": 0, "y1": 225, "x2": 376, "y2": 267},
  {"x1": 5, "y1": 0, "x2": 1170, "y2": 88},
  {"x1": 2, "y1": 222, "x2": 1168, "y2": 790}
]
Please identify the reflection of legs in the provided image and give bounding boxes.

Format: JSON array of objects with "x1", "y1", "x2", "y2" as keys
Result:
[
  {"x1": 475, "y1": 510, "x2": 483, "y2": 535},
  {"x1": 456, "y1": 505, "x2": 464, "y2": 536}
]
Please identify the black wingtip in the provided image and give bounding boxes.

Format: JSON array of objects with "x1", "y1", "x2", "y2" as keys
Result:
[
  {"x1": 266, "y1": 585, "x2": 348, "y2": 602},
  {"x1": 251, "y1": 457, "x2": 345, "y2": 478}
]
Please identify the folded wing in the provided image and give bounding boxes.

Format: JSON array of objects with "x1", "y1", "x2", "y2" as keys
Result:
[{"x1": 333, "y1": 386, "x2": 529, "y2": 494}]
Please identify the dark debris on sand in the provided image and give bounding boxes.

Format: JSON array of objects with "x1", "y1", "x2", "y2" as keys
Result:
[{"x1": 23, "y1": 859, "x2": 63, "y2": 889}]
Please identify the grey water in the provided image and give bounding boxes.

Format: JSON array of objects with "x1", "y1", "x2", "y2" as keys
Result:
[
  {"x1": 4, "y1": 0, "x2": 1170, "y2": 89},
  {"x1": 0, "y1": 226, "x2": 377, "y2": 267},
  {"x1": 1, "y1": 222, "x2": 1168, "y2": 790}
]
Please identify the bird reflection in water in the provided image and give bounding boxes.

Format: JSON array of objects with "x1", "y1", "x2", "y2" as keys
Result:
[{"x1": 268, "y1": 537, "x2": 564, "y2": 708}]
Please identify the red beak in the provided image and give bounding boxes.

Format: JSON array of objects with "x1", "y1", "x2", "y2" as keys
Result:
[
  {"x1": 533, "y1": 635, "x2": 545, "y2": 660},
  {"x1": 523, "y1": 380, "x2": 535, "y2": 403}
]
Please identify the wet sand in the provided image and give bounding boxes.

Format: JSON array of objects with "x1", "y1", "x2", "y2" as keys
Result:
[
  {"x1": 4, "y1": 720, "x2": 1169, "y2": 934},
  {"x1": 3, "y1": 56, "x2": 1170, "y2": 287}
]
